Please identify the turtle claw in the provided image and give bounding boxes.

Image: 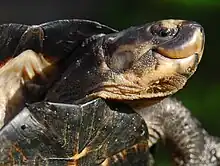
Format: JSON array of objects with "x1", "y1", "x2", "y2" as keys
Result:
[{"x1": 135, "y1": 98, "x2": 220, "y2": 166}]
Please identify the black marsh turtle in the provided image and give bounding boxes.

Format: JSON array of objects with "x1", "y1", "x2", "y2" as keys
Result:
[{"x1": 0, "y1": 19, "x2": 217, "y2": 166}]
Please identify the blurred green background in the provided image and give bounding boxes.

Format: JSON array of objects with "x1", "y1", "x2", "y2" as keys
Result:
[{"x1": 0, "y1": 0, "x2": 219, "y2": 165}]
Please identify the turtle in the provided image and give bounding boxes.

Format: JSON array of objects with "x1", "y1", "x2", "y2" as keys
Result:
[
  {"x1": 0, "y1": 19, "x2": 204, "y2": 127},
  {"x1": 0, "y1": 19, "x2": 217, "y2": 166}
]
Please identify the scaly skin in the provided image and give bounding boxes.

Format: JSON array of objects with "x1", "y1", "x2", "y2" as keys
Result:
[{"x1": 135, "y1": 98, "x2": 220, "y2": 166}]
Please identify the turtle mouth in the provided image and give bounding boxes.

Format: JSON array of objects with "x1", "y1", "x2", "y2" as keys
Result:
[
  {"x1": 150, "y1": 21, "x2": 205, "y2": 78},
  {"x1": 151, "y1": 48, "x2": 200, "y2": 78}
]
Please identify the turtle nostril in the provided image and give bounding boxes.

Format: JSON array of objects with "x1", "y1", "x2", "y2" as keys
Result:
[
  {"x1": 199, "y1": 27, "x2": 204, "y2": 33},
  {"x1": 190, "y1": 22, "x2": 204, "y2": 33},
  {"x1": 195, "y1": 25, "x2": 204, "y2": 34},
  {"x1": 183, "y1": 21, "x2": 204, "y2": 32}
]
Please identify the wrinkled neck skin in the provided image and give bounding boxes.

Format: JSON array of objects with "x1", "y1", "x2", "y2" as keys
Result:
[{"x1": 133, "y1": 97, "x2": 220, "y2": 166}]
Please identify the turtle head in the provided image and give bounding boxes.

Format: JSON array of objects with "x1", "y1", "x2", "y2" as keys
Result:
[
  {"x1": 104, "y1": 20, "x2": 204, "y2": 71},
  {"x1": 46, "y1": 19, "x2": 205, "y2": 105},
  {"x1": 90, "y1": 20, "x2": 204, "y2": 101}
]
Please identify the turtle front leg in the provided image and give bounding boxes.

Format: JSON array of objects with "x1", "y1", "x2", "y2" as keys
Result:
[
  {"x1": 0, "y1": 49, "x2": 60, "y2": 128},
  {"x1": 134, "y1": 97, "x2": 220, "y2": 166}
]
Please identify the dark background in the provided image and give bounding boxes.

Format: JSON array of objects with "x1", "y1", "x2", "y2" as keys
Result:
[{"x1": 0, "y1": 0, "x2": 219, "y2": 165}]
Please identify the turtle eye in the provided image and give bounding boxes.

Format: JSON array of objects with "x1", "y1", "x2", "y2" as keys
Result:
[
  {"x1": 158, "y1": 27, "x2": 171, "y2": 37},
  {"x1": 150, "y1": 24, "x2": 177, "y2": 38}
]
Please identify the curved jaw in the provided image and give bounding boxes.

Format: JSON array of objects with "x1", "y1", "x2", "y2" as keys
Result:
[
  {"x1": 88, "y1": 19, "x2": 205, "y2": 103},
  {"x1": 139, "y1": 50, "x2": 200, "y2": 98}
]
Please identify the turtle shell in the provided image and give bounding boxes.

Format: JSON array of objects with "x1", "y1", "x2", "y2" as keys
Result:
[
  {"x1": 0, "y1": 99, "x2": 150, "y2": 166},
  {"x1": 0, "y1": 19, "x2": 117, "y2": 60}
]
